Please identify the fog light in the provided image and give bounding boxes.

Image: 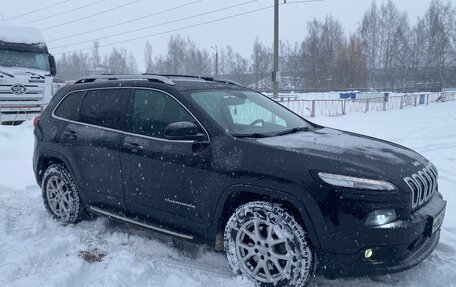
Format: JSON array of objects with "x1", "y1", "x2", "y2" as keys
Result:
[
  {"x1": 365, "y1": 209, "x2": 397, "y2": 226},
  {"x1": 364, "y1": 248, "x2": 373, "y2": 259}
]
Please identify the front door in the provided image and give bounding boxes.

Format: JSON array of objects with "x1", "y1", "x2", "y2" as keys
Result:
[{"x1": 120, "y1": 88, "x2": 211, "y2": 235}]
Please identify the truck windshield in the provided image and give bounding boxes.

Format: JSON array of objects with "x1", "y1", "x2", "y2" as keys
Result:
[
  {"x1": 0, "y1": 48, "x2": 50, "y2": 72},
  {"x1": 190, "y1": 89, "x2": 311, "y2": 137}
]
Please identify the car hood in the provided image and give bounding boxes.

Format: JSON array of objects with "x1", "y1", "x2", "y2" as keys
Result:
[{"x1": 252, "y1": 127, "x2": 429, "y2": 185}]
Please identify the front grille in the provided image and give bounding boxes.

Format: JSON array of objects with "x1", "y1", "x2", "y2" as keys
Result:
[
  {"x1": 404, "y1": 164, "x2": 438, "y2": 210},
  {"x1": 0, "y1": 84, "x2": 44, "y2": 99}
]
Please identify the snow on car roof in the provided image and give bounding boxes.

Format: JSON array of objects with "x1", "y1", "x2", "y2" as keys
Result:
[{"x1": 0, "y1": 25, "x2": 46, "y2": 44}]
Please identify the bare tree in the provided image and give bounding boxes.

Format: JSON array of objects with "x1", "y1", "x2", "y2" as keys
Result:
[
  {"x1": 359, "y1": 1, "x2": 381, "y2": 87},
  {"x1": 421, "y1": 0, "x2": 455, "y2": 89},
  {"x1": 301, "y1": 16, "x2": 345, "y2": 89},
  {"x1": 107, "y1": 48, "x2": 129, "y2": 74},
  {"x1": 144, "y1": 41, "x2": 153, "y2": 73},
  {"x1": 359, "y1": 0, "x2": 410, "y2": 89},
  {"x1": 251, "y1": 38, "x2": 272, "y2": 89},
  {"x1": 128, "y1": 52, "x2": 138, "y2": 74},
  {"x1": 91, "y1": 41, "x2": 100, "y2": 70},
  {"x1": 337, "y1": 34, "x2": 368, "y2": 89}
]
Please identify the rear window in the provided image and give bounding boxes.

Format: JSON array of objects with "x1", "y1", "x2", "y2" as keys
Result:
[
  {"x1": 54, "y1": 91, "x2": 85, "y2": 121},
  {"x1": 79, "y1": 89, "x2": 128, "y2": 129}
]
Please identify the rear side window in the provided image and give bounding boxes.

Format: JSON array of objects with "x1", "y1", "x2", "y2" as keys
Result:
[
  {"x1": 54, "y1": 91, "x2": 85, "y2": 121},
  {"x1": 79, "y1": 89, "x2": 128, "y2": 129}
]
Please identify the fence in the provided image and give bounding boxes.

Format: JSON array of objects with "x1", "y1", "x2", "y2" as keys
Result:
[{"x1": 277, "y1": 92, "x2": 456, "y2": 117}]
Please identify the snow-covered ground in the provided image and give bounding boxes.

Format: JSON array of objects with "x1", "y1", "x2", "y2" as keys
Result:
[{"x1": 0, "y1": 101, "x2": 455, "y2": 287}]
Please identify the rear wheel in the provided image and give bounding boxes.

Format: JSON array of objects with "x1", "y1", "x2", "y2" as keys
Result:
[
  {"x1": 42, "y1": 164, "x2": 85, "y2": 224},
  {"x1": 224, "y1": 201, "x2": 314, "y2": 286}
]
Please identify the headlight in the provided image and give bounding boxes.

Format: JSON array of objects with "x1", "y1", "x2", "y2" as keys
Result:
[{"x1": 318, "y1": 172, "x2": 396, "y2": 191}]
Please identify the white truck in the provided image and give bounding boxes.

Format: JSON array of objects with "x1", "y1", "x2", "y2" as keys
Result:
[{"x1": 0, "y1": 25, "x2": 56, "y2": 125}]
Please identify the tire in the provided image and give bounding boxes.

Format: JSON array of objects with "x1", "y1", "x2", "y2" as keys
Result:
[
  {"x1": 42, "y1": 164, "x2": 85, "y2": 224},
  {"x1": 224, "y1": 201, "x2": 314, "y2": 287}
]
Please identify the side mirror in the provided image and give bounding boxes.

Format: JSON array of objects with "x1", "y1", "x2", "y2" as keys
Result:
[
  {"x1": 49, "y1": 54, "x2": 57, "y2": 76},
  {"x1": 165, "y1": 121, "x2": 206, "y2": 141}
]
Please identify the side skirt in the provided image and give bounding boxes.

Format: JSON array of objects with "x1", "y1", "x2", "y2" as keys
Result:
[{"x1": 89, "y1": 205, "x2": 194, "y2": 240}]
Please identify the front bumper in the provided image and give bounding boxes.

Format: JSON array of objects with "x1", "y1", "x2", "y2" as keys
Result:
[
  {"x1": 319, "y1": 193, "x2": 446, "y2": 279},
  {"x1": 1, "y1": 107, "x2": 41, "y2": 123}
]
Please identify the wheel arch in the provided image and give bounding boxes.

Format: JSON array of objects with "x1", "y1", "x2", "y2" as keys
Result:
[
  {"x1": 210, "y1": 184, "x2": 321, "y2": 252},
  {"x1": 35, "y1": 150, "x2": 77, "y2": 187}
]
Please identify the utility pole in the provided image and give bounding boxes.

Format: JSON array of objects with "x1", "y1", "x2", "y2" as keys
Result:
[
  {"x1": 211, "y1": 45, "x2": 219, "y2": 78},
  {"x1": 273, "y1": 0, "x2": 279, "y2": 98}
]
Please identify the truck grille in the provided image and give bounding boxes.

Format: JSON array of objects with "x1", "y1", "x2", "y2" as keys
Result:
[
  {"x1": 404, "y1": 164, "x2": 438, "y2": 210},
  {"x1": 0, "y1": 84, "x2": 44, "y2": 101}
]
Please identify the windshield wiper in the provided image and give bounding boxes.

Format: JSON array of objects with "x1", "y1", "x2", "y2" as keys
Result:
[
  {"x1": 276, "y1": 126, "x2": 310, "y2": 136},
  {"x1": 231, "y1": 133, "x2": 273, "y2": 138},
  {"x1": 26, "y1": 71, "x2": 45, "y2": 79},
  {"x1": 0, "y1": 70, "x2": 14, "y2": 78}
]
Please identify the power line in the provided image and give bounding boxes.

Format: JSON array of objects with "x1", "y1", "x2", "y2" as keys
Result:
[
  {"x1": 47, "y1": 0, "x2": 204, "y2": 43},
  {"x1": 41, "y1": 0, "x2": 141, "y2": 31},
  {"x1": 23, "y1": 0, "x2": 107, "y2": 24},
  {"x1": 49, "y1": 0, "x2": 258, "y2": 49},
  {"x1": 53, "y1": 4, "x2": 277, "y2": 56},
  {"x1": 4, "y1": 0, "x2": 71, "y2": 21}
]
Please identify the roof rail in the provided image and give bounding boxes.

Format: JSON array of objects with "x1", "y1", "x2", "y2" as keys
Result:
[
  {"x1": 213, "y1": 78, "x2": 243, "y2": 86},
  {"x1": 158, "y1": 74, "x2": 215, "y2": 81},
  {"x1": 157, "y1": 74, "x2": 243, "y2": 87},
  {"x1": 74, "y1": 74, "x2": 175, "y2": 85}
]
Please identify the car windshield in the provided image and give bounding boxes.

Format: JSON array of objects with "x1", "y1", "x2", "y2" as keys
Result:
[
  {"x1": 189, "y1": 89, "x2": 311, "y2": 137},
  {"x1": 0, "y1": 48, "x2": 50, "y2": 71}
]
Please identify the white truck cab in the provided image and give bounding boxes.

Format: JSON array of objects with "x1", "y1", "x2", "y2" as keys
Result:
[{"x1": 0, "y1": 25, "x2": 56, "y2": 125}]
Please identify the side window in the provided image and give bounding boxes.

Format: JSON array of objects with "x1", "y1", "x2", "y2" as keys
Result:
[
  {"x1": 79, "y1": 89, "x2": 127, "y2": 129},
  {"x1": 54, "y1": 91, "x2": 85, "y2": 121},
  {"x1": 130, "y1": 89, "x2": 196, "y2": 139}
]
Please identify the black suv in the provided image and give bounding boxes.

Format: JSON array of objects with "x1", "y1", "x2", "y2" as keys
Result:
[{"x1": 33, "y1": 74, "x2": 446, "y2": 286}]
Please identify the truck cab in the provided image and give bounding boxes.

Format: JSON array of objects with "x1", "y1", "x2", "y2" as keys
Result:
[{"x1": 0, "y1": 25, "x2": 56, "y2": 125}]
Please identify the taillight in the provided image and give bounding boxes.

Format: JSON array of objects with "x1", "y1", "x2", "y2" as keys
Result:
[{"x1": 33, "y1": 116, "x2": 40, "y2": 127}]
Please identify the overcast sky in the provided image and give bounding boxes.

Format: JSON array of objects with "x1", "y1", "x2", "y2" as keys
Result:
[{"x1": 1, "y1": 0, "x2": 436, "y2": 71}]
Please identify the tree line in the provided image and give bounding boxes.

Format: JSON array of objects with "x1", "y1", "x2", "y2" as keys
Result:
[{"x1": 56, "y1": 0, "x2": 456, "y2": 92}]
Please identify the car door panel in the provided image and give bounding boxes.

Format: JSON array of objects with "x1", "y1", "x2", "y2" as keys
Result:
[
  {"x1": 61, "y1": 122, "x2": 125, "y2": 209},
  {"x1": 120, "y1": 88, "x2": 212, "y2": 236}
]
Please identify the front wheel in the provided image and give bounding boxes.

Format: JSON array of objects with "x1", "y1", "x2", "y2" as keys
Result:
[{"x1": 224, "y1": 201, "x2": 314, "y2": 287}]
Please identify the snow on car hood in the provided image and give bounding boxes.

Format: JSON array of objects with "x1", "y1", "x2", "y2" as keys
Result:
[{"x1": 254, "y1": 127, "x2": 429, "y2": 180}]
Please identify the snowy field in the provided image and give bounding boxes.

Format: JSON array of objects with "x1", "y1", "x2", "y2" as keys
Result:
[{"x1": 0, "y1": 101, "x2": 455, "y2": 287}]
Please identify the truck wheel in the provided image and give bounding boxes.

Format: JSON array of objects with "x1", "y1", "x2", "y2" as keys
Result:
[
  {"x1": 224, "y1": 201, "x2": 314, "y2": 287},
  {"x1": 42, "y1": 164, "x2": 85, "y2": 224}
]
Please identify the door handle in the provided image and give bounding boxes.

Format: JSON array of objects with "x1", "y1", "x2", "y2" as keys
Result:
[
  {"x1": 124, "y1": 142, "x2": 144, "y2": 152},
  {"x1": 63, "y1": 130, "x2": 77, "y2": 140}
]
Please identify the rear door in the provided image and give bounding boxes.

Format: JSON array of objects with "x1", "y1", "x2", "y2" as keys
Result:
[
  {"x1": 56, "y1": 88, "x2": 129, "y2": 210},
  {"x1": 120, "y1": 88, "x2": 212, "y2": 235}
]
